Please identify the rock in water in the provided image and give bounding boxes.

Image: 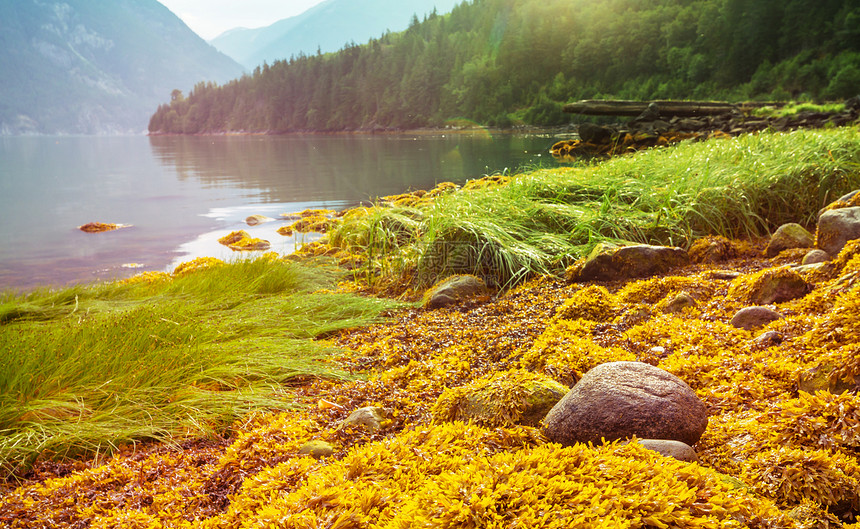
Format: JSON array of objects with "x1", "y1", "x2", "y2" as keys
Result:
[{"x1": 542, "y1": 361, "x2": 708, "y2": 447}]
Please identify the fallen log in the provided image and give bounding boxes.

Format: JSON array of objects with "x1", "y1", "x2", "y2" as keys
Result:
[{"x1": 563, "y1": 99, "x2": 740, "y2": 117}]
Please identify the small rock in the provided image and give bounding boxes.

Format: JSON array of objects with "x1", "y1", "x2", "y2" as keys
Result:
[
  {"x1": 802, "y1": 249, "x2": 830, "y2": 265},
  {"x1": 636, "y1": 439, "x2": 699, "y2": 463},
  {"x1": 753, "y1": 330, "x2": 784, "y2": 347},
  {"x1": 663, "y1": 292, "x2": 697, "y2": 313},
  {"x1": 542, "y1": 361, "x2": 708, "y2": 447},
  {"x1": 569, "y1": 244, "x2": 688, "y2": 282},
  {"x1": 423, "y1": 274, "x2": 490, "y2": 309},
  {"x1": 730, "y1": 306, "x2": 783, "y2": 330},
  {"x1": 817, "y1": 206, "x2": 860, "y2": 256},
  {"x1": 299, "y1": 440, "x2": 335, "y2": 459},
  {"x1": 245, "y1": 214, "x2": 274, "y2": 226},
  {"x1": 765, "y1": 223, "x2": 814, "y2": 257},
  {"x1": 338, "y1": 406, "x2": 391, "y2": 431}
]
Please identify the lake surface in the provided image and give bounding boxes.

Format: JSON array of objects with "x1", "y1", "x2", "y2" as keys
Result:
[{"x1": 0, "y1": 133, "x2": 562, "y2": 291}]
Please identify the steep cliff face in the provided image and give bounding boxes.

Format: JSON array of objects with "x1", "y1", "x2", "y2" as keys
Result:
[{"x1": 0, "y1": 0, "x2": 244, "y2": 134}]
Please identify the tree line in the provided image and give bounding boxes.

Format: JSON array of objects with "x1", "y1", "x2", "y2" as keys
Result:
[{"x1": 149, "y1": 0, "x2": 860, "y2": 134}]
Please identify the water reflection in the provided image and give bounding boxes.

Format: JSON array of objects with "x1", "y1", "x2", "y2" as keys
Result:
[
  {"x1": 147, "y1": 133, "x2": 554, "y2": 205},
  {"x1": 0, "y1": 134, "x2": 555, "y2": 291}
]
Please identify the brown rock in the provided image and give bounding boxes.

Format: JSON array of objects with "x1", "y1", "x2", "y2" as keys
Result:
[
  {"x1": 569, "y1": 244, "x2": 688, "y2": 282},
  {"x1": 636, "y1": 439, "x2": 699, "y2": 462},
  {"x1": 542, "y1": 361, "x2": 708, "y2": 447},
  {"x1": 730, "y1": 306, "x2": 783, "y2": 330}
]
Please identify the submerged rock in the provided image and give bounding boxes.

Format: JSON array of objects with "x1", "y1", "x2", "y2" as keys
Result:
[
  {"x1": 78, "y1": 222, "x2": 129, "y2": 233},
  {"x1": 542, "y1": 361, "x2": 708, "y2": 447},
  {"x1": 245, "y1": 214, "x2": 274, "y2": 226}
]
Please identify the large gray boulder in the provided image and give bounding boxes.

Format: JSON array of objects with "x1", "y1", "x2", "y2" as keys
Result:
[
  {"x1": 542, "y1": 361, "x2": 708, "y2": 447},
  {"x1": 817, "y1": 207, "x2": 860, "y2": 256},
  {"x1": 568, "y1": 244, "x2": 689, "y2": 282}
]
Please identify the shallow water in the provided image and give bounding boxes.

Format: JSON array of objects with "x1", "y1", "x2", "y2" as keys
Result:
[{"x1": 0, "y1": 133, "x2": 559, "y2": 290}]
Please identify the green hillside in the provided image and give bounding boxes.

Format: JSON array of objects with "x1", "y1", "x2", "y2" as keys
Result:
[
  {"x1": 149, "y1": 0, "x2": 860, "y2": 134},
  {"x1": 0, "y1": 0, "x2": 244, "y2": 134}
]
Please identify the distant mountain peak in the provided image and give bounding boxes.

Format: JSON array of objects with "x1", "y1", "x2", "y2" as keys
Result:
[
  {"x1": 0, "y1": 0, "x2": 244, "y2": 134},
  {"x1": 210, "y1": 0, "x2": 461, "y2": 69}
]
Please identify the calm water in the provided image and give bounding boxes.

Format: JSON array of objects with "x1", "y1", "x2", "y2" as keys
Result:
[{"x1": 0, "y1": 133, "x2": 560, "y2": 290}]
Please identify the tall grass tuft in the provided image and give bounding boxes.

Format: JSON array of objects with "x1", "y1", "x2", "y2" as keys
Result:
[
  {"x1": 0, "y1": 257, "x2": 402, "y2": 477},
  {"x1": 331, "y1": 128, "x2": 860, "y2": 290}
]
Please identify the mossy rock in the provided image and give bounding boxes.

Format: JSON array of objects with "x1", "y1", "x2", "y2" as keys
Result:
[
  {"x1": 422, "y1": 274, "x2": 491, "y2": 309},
  {"x1": 765, "y1": 223, "x2": 814, "y2": 257},
  {"x1": 728, "y1": 266, "x2": 810, "y2": 305},
  {"x1": 431, "y1": 370, "x2": 568, "y2": 428}
]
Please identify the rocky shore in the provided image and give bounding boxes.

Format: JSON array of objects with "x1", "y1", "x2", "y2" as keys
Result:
[{"x1": 551, "y1": 97, "x2": 860, "y2": 159}]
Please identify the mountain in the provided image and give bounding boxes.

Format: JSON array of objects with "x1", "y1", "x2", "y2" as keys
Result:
[
  {"x1": 209, "y1": 0, "x2": 461, "y2": 70},
  {"x1": 0, "y1": 0, "x2": 244, "y2": 134},
  {"x1": 151, "y1": 0, "x2": 860, "y2": 134}
]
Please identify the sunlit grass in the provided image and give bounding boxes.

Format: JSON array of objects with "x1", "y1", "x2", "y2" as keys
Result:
[
  {"x1": 0, "y1": 257, "x2": 403, "y2": 477},
  {"x1": 332, "y1": 127, "x2": 860, "y2": 289}
]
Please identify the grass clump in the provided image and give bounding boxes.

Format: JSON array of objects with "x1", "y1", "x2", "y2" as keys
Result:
[
  {"x1": 330, "y1": 128, "x2": 860, "y2": 293},
  {"x1": 0, "y1": 257, "x2": 402, "y2": 477}
]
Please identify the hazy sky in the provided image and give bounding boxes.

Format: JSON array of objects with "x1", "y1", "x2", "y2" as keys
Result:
[{"x1": 159, "y1": 0, "x2": 327, "y2": 40}]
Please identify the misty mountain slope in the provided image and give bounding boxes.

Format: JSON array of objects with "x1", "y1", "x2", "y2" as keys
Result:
[
  {"x1": 0, "y1": 0, "x2": 244, "y2": 134},
  {"x1": 210, "y1": 0, "x2": 461, "y2": 69}
]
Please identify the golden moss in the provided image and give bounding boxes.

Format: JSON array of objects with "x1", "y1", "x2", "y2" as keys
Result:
[
  {"x1": 522, "y1": 318, "x2": 635, "y2": 385},
  {"x1": 172, "y1": 256, "x2": 225, "y2": 276},
  {"x1": 552, "y1": 284, "x2": 618, "y2": 322},
  {"x1": 744, "y1": 446, "x2": 860, "y2": 509},
  {"x1": 770, "y1": 391, "x2": 860, "y2": 451},
  {"x1": 120, "y1": 271, "x2": 172, "y2": 285},
  {"x1": 390, "y1": 440, "x2": 790, "y2": 529}
]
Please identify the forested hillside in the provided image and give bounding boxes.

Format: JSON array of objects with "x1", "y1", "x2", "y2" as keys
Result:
[{"x1": 149, "y1": 0, "x2": 860, "y2": 134}]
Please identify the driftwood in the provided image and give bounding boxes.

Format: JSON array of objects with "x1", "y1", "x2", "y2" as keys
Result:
[{"x1": 563, "y1": 99, "x2": 741, "y2": 117}]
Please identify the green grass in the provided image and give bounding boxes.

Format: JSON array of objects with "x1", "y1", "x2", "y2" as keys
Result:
[
  {"x1": 751, "y1": 101, "x2": 847, "y2": 118},
  {"x1": 332, "y1": 127, "x2": 860, "y2": 289},
  {"x1": 0, "y1": 258, "x2": 403, "y2": 477}
]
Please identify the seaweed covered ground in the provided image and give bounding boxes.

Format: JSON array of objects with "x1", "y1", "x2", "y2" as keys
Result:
[
  {"x1": 3, "y1": 236, "x2": 860, "y2": 528},
  {"x1": 3, "y1": 129, "x2": 860, "y2": 528}
]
